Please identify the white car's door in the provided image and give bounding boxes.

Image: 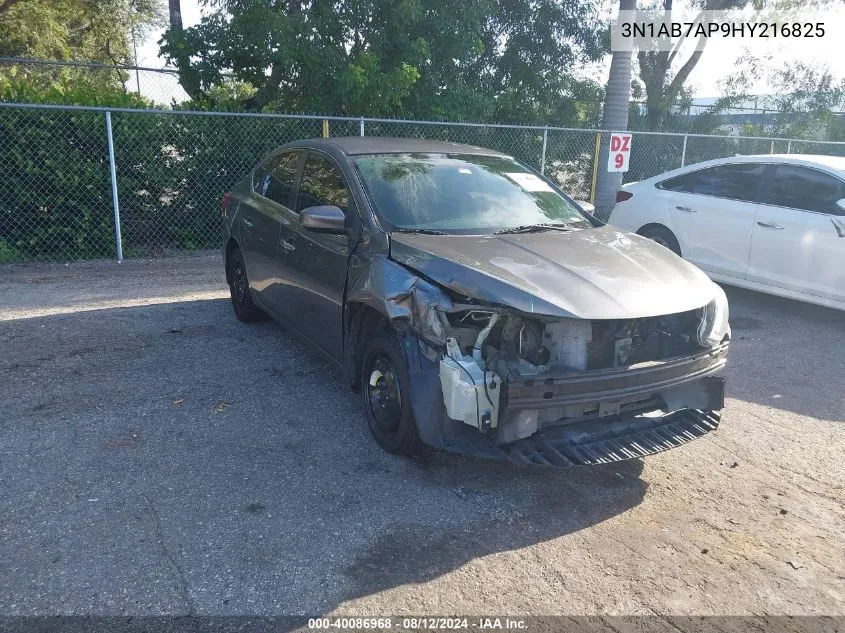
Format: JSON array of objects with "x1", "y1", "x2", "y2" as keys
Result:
[
  {"x1": 658, "y1": 162, "x2": 765, "y2": 279},
  {"x1": 748, "y1": 164, "x2": 845, "y2": 303}
]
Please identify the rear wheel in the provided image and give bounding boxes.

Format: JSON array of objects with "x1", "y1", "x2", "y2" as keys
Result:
[
  {"x1": 360, "y1": 332, "x2": 424, "y2": 456},
  {"x1": 227, "y1": 248, "x2": 267, "y2": 323},
  {"x1": 639, "y1": 225, "x2": 682, "y2": 257}
]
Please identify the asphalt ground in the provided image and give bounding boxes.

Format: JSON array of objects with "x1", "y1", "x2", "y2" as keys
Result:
[{"x1": 0, "y1": 254, "x2": 842, "y2": 616}]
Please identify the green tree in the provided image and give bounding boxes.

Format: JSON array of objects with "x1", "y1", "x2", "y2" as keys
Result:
[
  {"x1": 634, "y1": 0, "x2": 752, "y2": 133},
  {"x1": 0, "y1": 0, "x2": 163, "y2": 63},
  {"x1": 0, "y1": 0, "x2": 165, "y2": 95},
  {"x1": 716, "y1": 57, "x2": 845, "y2": 140},
  {"x1": 161, "y1": 0, "x2": 607, "y2": 122},
  {"x1": 634, "y1": 0, "x2": 838, "y2": 132}
]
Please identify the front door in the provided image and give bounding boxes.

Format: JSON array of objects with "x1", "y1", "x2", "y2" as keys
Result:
[
  {"x1": 660, "y1": 162, "x2": 766, "y2": 279},
  {"x1": 748, "y1": 164, "x2": 845, "y2": 303},
  {"x1": 277, "y1": 152, "x2": 355, "y2": 359}
]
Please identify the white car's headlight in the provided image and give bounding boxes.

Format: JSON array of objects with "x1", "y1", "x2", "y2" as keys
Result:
[{"x1": 697, "y1": 284, "x2": 730, "y2": 347}]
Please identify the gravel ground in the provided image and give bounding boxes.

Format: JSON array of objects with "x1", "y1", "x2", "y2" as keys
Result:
[{"x1": 0, "y1": 254, "x2": 842, "y2": 616}]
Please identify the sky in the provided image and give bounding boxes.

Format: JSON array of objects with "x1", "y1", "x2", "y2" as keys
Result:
[{"x1": 135, "y1": 0, "x2": 844, "y2": 104}]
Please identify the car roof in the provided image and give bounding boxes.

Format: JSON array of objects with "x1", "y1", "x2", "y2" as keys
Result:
[
  {"x1": 636, "y1": 152, "x2": 845, "y2": 185},
  {"x1": 280, "y1": 136, "x2": 512, "y2": 157}
]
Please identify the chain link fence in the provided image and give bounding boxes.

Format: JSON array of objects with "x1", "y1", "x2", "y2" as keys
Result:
[{"x1": 2, "y1": 102, "x2": 845, "y2": 263}]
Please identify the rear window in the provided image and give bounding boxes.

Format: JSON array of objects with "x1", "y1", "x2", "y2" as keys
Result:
[
  {"x1": 660, "y1": 163, "x2": 765, "y2": 203},
  {"x1": 254, "y1": 152, "x2": 299, "y2": 207}
]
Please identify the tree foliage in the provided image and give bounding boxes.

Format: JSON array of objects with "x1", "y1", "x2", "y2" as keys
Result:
[
  {"x1": 633, "y1": 0, "x2": 841, "y2": 132},
  {"x1": 714, "y1": 56, "x2": 845, "y2": 139},
  {"x1": 161, "y1": 0, "x2": 608, "y2": 123},
  {"x1": 0, "y1": 0, "x2": 165, "y2": 94},
  {"x1": 0, "y1": 0, "x2": 164, "y2": 63},
  {"x1": 633, "y1": 0, "x2": 753, "y2": 131}
]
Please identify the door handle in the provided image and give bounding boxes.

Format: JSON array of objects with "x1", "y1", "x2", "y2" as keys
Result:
[
  {"x1": 241, "y1": 217, "x2": 254, "y2": 229},
  {"x1": 832, "y1": 218, "x2": 845, "y2": 238},
  {"x1": 756, "y1": 221, "x2": 784, "y2": 230},
  {"x1": 675, "y1": 205, "x2": 696, "y2": 212},
  {"x1": 280, "y1": 239, "x2": 296, "y2": 252}
]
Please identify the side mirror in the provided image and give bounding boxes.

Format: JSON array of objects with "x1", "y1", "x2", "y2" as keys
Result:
[
  {"x1": 837, "y1": 198, "x2": 845, "y2": 213},
  {"x1": 574, "y1": 199, "x2": 595, "y2": 214},
  {"x1": 300, "y1": 205, "x2": 346, "y2": 233}
]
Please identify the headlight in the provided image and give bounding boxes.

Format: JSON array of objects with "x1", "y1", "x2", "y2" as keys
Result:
[{"x1": 697, "y1": 284, "x2": 730, "y2": 347}]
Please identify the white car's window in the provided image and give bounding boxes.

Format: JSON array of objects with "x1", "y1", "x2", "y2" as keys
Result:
[
  {"x1": 660, "y1": 163, "x2": 765, "y2": 203},
  {"x1": 768, "y1": 165, "x2": 845, "y2": 216}
]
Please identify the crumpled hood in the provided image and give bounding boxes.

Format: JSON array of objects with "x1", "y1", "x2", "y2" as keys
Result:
[{"x1": 389, "y1": 225, "x2": 718, "y2": 319}]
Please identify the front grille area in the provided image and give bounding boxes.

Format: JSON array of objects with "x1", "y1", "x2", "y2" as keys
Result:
[{"x1": 586, "y1": 309, "x2": 702, "y2": 370}]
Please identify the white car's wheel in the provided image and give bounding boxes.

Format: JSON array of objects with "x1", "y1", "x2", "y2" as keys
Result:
[{"x1": 639, "y1": 225, "x2": 682, "y2": 257}]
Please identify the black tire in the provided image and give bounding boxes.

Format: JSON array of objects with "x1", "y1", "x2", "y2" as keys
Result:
[
  {"x1": 639, "y1": 225, "x2": 682, "y2": 257},
  {"x1": 360, "y1": 332, "x2": 424, "y2": 456},
  {"x1": 227, "y1": 248, "x2": 267, "y2": 323}
]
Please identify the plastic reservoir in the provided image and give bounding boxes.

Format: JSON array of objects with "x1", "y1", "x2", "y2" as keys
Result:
[{"x1": 439, "y1": 356, "x2": 501, "y2": 430}]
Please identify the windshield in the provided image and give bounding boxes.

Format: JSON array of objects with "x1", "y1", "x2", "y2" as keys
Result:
[{"x1": 352, "y1": 153, "x2": 593, "y2": 234}]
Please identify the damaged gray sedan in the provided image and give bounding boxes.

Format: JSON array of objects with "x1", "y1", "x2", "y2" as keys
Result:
[{"x1": 222, "y1": 137, "x2": 730, "y2": 467}]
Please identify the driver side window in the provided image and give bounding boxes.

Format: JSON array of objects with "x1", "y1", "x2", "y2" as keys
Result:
[{"x1": 296, "y1": 154, "x2": 350, "y2": 215}]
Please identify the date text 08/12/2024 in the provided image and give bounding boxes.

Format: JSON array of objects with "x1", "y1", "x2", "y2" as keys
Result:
[{"x1": 308, "y1": 617, "x2": 528, "y2": 630}]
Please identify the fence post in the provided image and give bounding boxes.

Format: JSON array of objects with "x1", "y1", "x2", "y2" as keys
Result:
[
  {"x1": 322, "y1": 119, "x2": 329, "y2": 138},
  {"x1": 770, "y1": 140, "x2": 775, "y2": 154},
  {"x1": 589, "y1": 132, "x2": 601, "y2": 203},
  {"x1": 540, "y1": 126, "x2": 548, "y2": 175},
  {"x1": 105, "y1": 111, "x2": 123, "y2": 263},
  {"x1": 680, "y1": 134, "x2": 688, "y2": 167},
  {"x1": 359, "y1": 116, "x2": 365, "y2": 137},
  {"x1": 787, "y1": 140, "x2": 792, "y2": 154}
]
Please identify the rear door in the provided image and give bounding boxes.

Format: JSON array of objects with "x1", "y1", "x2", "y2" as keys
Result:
[
  {"x1": 276, "y1": 151, "x2": 355, "y2": 359},
  {"x1": 748, "y1": 164, "x2": 845, "y2": 303},
  {"x1": 239, "y1": 151, "x2": 301, "y2": 313},
  {"x1": 659, "y1": 162, "x2": 766, "y2": 279}
]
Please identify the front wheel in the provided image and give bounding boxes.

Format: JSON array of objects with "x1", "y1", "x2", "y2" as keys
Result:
[
  {"x1": 360, "y1": 332, "x2": 424, "y2": 456},
  {"x1": 639, "y1": 225, "x2": 682, "y2": 257}
]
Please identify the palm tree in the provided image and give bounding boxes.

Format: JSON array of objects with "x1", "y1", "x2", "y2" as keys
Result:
[{"x1": 594, "y1": 0, "x2": 636, "y2": 221}]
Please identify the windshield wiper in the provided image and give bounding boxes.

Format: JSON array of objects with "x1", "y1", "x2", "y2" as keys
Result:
[
  {"x1": 391, "y1": 228, "x2": 449, "y2": 235},
  {"x1": 494, "y1": 223, "x2": 576, "y2": 235}
]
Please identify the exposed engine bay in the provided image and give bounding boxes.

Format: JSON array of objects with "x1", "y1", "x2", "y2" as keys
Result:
[{"x1": 436, "y1": 306, "x2": 726, "y2": 444}]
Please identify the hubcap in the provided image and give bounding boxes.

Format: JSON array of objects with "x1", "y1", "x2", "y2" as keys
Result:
[
  {"x1": 366, "y1": 355, "x2": 402, "y2": 436},
  {"x1": 233, "y1": 263, "x2": 248, "y2": 303}
]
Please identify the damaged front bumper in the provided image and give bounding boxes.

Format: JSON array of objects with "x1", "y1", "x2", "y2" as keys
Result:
[
  {"x1": 503, "y1": 406, "x2": 722, "y2": 467},
  {"x1": 404, "y1": 332, "x2": 729, "y2": 468}
]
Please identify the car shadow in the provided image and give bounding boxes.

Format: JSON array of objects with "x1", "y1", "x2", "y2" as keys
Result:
[
  {"x1": 337, "y1": 454, "x2": 647, "y2": 606},
  {"x1": 719, "y1": 284, "x2": 845, "y2": 423},
  {"x1": 1, "y1": 298, "x2": 647, "y2": 615}
]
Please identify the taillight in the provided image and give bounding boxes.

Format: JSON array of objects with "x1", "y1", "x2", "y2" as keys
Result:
[
  {"x1": 221, "y1": 192, "x2": 231, "y2": 217},
  {"x1": 616, "y1": 190, "x2": 633, "y2": 202}
]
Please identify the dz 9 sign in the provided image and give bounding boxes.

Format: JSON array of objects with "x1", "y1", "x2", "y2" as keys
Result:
[{"x1": 607, "y1": 132, "x2": 632, "y2": 172}]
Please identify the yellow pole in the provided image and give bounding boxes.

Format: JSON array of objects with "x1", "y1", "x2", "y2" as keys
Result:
[
  {"x1": 590, "y1": 132, "x2": 601, "y2": 203},
  {"x1": 322, "y1": 119, "x2": 330, "y2": 138}
]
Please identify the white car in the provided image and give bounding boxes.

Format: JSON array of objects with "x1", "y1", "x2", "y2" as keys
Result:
[{"x1": 609, "y1": 154, "x2": 845, "y2": 311}]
